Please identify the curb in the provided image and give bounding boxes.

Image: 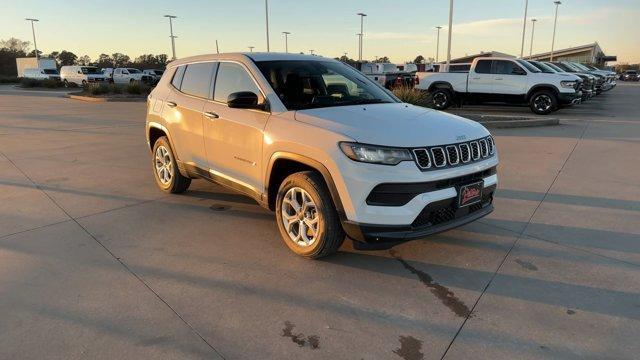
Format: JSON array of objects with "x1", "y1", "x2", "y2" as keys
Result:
[
  {"x1": 67, "y1": 94, "x2": 146, "y2": 102},
  {"x1": 453, "y1": 113, "x2": 561, "y2": 128},
  {"x1": 479, "y1": 118, "x2": 560, "y2": 129}
]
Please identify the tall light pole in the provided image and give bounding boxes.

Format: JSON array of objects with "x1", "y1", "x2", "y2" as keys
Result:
[
  {"x1": 25, "y1": 18, "x2": 39, "y2": 60},
  {"x1": 550, "y1": 1, "x2": 561, "y2": 61},
  {"x1": 519, "y1": 0, "x2": 529, "y2": 58},
  {"x1": 356, "y1": 33, "x2": 362, "y2": 61},
  {"x1": 446, "y1": 0, "x2": 454, "y2": 67},
  {"x1": 282, "y1": 32, "x2": 291, "y2": 53},
  {"x1": 248, "y1": 46, "x2": 254, "y2": 52},
  {"x1": 435, "y1": 26, "x2": 442, "y2": 63},
  {"x1": 164, "y1": 15, "x2": 177, "y2": 60},
  {"x1": 357, "y1": 13, "x2": 367, "y2": 61},
  {"x1": 265, "y1": 0, "x2": 270, "y2": 52},
  {"x1": 309, "y1": 49, "x2": 314, "y2": 55},
  {"x1": 529, "y1": 19, "x2": 537, "y2": 58}
]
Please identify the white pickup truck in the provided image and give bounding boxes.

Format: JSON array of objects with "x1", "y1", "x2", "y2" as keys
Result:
[
  {"x1": 416, "y1": 57, "x2": 582, "y2": 114},
  {"x1": 102, "y1": 68, "x2": 155, "y2": 85}
]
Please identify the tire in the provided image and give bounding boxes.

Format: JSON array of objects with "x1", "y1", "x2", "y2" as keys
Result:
[
  {"x1": 275, "y1": 171, "x2": 345, "y2": 259},
  {"x1": 81, "y1": 80, "x2": 87, "y2": 87},
  {"x1": 529, "y1": 90, "x2": 557, "y2": 115},
  {"x1": 151, "y1": 136, "x2": 191, "y2": 193},
  {"x1": 431, "y1": 88, "x2": 452, "y2": 110},
  {"x1": 63, "y1": 79, "x2": 69, "y2": 88}
]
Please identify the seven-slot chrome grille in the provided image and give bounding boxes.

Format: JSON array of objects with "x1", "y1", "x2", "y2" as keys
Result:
[{"x1": 412, "y1": 136, "x2": 495, "y2": 170}]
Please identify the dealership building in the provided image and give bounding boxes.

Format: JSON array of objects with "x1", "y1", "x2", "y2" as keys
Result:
[
  {"x1": 526, "y1": 42, "x2": 616, "y2": 66},
  {"x1": 441, "y1": 42, "x2": 616, "y2": 67}
]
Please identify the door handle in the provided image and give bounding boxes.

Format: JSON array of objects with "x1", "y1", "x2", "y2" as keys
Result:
[
  {"x1": 204, "y1": 111, "x2": 219, "y2": 119},
  {"x1": 472, "y1": 77, "x2": 480, "y2": 80},
  {"x1": 495, "y1": 78, "x2": 503, "y2": 80},
  {"x1": 166, "y1": 101, "x2": 177, "y2": 108}
]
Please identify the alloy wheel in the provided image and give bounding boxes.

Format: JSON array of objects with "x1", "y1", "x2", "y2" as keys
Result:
[
  {"x1": 281, "y1": 187, "x2": 319, "y2": 247},
  {"x1": 433, "y1": 92, "x2": 448, "y2": 108},
  {"x1": 154, "y1": 145, "x2": 173, "y2": 185},
  {"x1": 534, "y1": 94, "x2": 552, "y2": 112}
]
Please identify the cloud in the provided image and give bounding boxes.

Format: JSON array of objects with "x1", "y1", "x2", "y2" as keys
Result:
[{"x1": 366, "y1": 32, "x2": 432, "y2": 43}]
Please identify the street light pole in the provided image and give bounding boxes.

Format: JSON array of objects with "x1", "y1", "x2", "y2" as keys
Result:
[
  {"x1": 282, "y1": 32, "x2": 290, "y2": 53},
  {"x1": 164, "y1": 15, "x2": 177, "y2": 60},
  {"x1": 446, "y1": 0, "x2": 453, "y2": 67},
  {"x1": 265, "y1": 0, "x2": 270, "y2": 52},
  {"x1": 520, "y1": 0, "x2": 529, "y2": 58},
  {"x1": 25, "y1": 18, "x2": 39, "y2": 60},
  {"x1": 309, "y1": 49, "x2": 314, "y2": 55},
  {"x1": 550, "y1": 1, "x2": 561, "y2": 61},
  {"x1": 357, "y1": 13, "x2": 367, "y2": 61},
  {"x1": 529, "y1": 19, "x2": 537, "y2": 58},
  {"x1": 435, "y1": 26, "x2": 442, "y2": 63},
  {"x1": 248, "y1": 46, "x2": 254, "y2": 52}
]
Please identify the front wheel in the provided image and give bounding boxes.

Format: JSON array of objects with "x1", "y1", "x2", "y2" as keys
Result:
[
  {"x1": 431, "y1": 88, "x2": 453, "y2": 110},
  {"x1": 151, "y1": 136, "x2": 191, "y2": 193},
  {"x1": 275, "y1": 172, "x2": 345, "y2": 259},
  {"x1": 529, "y1": 91, "x2": 558, "y2": 115}
]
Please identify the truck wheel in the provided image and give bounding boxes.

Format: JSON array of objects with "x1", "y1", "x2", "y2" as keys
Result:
[
  {"x1": 275, "y1": 171, "x2": 345, "y2": 259},
  {"x1": 431, "y1": 88, "x2": 452, "y2": 110},
  {"x1": 63, "y1": 80, "x2": 69, "y2": 88},
  {"x1": 151, "y1": 136, "x2": 191, "y2": 194},
  {"x1": 529, "y1": 91, "x2": 557, "y2": 115}
]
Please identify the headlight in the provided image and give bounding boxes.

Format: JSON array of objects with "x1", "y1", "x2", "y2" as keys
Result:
[
  {"x1": 339, "y1": 142, "x2": 412, "y2": 165},
  {"x1": 560, "y1": 80, "x2": 577, "y2": 88}
]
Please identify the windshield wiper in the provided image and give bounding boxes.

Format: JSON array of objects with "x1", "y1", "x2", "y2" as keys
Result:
[{"x1": 340, "y1": 99, "x2": 393, "y2": 106}]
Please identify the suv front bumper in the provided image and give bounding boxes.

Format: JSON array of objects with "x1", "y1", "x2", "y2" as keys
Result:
[
  {"x1": 343, "y1": 183, "x2": 495, "y2": 249},
  {"x1": 558, "y1": 90, "x2": 582, "y2": 105}
]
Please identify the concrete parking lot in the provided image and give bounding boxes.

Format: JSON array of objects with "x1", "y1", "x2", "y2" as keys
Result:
[{"x1": 1, "y1": 83, "x2": 639, "y2": 359}]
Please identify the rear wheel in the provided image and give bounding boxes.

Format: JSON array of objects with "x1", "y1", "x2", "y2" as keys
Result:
[
  {"x1": 529, "y1": 90, "x2": 557, "y2": 115},
  {"x1": 275, "y1": 171, "x2": 345, "y2": 259},
  {"x1": 151, "y1": 136, "x2": 191, "y2": 193},
  {"x1": 431, "y1": 88, "x2": 452, "y2": 110}
]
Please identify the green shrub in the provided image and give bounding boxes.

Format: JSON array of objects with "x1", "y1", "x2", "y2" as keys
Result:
[
  {"x1": 20, "y1": 78, "x2": 42, "y2": 88},
  {"x1": 110, "y1": 84, "x2": 123, "y2": 94},
  {"x1": 0, "y1": 76, "x2": 20, "y2": 84},
  {"x1": 125, "y1": 83, "x2": 142, "y2": 95},
  {"x1": 41, "y1": 78, "x2": 63, "y2": 88},
  {"x1": 392, "y1": 86, "x2": 433, "y2": 107},
  {"x1": 89, "y1": 83, "x2": 110, "y2": 95}
]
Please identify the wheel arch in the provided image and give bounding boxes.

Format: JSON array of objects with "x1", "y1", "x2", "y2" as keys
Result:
[
  {"x1": 428, "y1": 81, "x2": 454, "y2": 92},
  {"x1": 527, "y1": 84, "x2": 560, "y2": 101},
  {"x1": 265, "y1": 152, "x2": 346, "y2": 220}
]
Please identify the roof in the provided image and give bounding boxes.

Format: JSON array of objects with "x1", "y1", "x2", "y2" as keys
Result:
[
  {"x1": 442, "y1": 51, "x2": 516, "y2": 64},
  {"x1": 526, "y1": 42, "x2": 603, "y2": 60},
  {"x1": 168, "y1": 52, "x2": 334, "y2": 68}
]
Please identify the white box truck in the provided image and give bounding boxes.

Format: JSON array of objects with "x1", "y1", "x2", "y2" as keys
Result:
[{"x1": 15, "y1": 58, "x2": 57, "y2": 77}]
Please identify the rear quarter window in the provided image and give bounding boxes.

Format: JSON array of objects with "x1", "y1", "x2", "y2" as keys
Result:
[{"x1": 171, "y1": 65, "x2": 186, "y2": 89}]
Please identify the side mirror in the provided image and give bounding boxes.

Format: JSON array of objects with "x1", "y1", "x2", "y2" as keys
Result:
[{"x1": 227, "y1": 91, "x2": 264, "y2": 110}]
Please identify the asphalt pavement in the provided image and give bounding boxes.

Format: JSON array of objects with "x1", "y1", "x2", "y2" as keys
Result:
[{"x1": 1, "y1": 82, "x2": 638, "y2": 359}]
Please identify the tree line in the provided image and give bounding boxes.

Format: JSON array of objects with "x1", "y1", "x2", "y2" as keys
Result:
[{"x1": 0, "y1": 37, "x2": 168, "y2": 77}]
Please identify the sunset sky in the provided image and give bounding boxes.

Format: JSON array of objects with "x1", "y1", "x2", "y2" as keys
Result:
[{"x1": 2, "y1": 0, "x2": 639, "y2": 64}]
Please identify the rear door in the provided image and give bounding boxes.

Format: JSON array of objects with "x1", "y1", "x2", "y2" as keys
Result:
[
  {"x1": 203, "y1": 61, "x2": 269, "y2": 194},
  {"x1": 467, "y1": 59, "x2": 493, "y2": 94},
  {"x1": 491, "y1": 60, "x2": 528, "y2": 95},
  {"x1": 162, "y1": 62, "x2": 215, "y2": 169}
]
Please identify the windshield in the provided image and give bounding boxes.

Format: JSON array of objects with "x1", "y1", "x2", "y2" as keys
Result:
[
  {"x1": 255, "y1": 60, "x2": 397, "y2": 110},
  {"x1": 545, "y1": 62, "x2": 564, "y2": 72},
  {"x1": 127, "y1": 68, "x2": 141, "y2": 74},
  {"x1": 572, "y1": 63, "x2": 590, "y2": 71},
  {"x1": 517, "y1": 60, "x2": 540, "y2": 73},
  {"x1": 43, "y1": 69, "x2": 59, "y2": 74},
  {"x1": 561, "y1": 62, "x2": 582, "y2": 72},
  {"x1": 528, "y1": 61, "x2": 555, "y2": 73},
  {"x1": 81, "y1": 67, "x2": 101, "y2": 74}
]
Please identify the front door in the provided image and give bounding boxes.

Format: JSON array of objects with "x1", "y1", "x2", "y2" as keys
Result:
[
  {"x1": 491, "y1": 60, "x2": 528, "y2": 96},
  {"x1": 203, "y1": 62, "x2": 269, "y2": 194}
]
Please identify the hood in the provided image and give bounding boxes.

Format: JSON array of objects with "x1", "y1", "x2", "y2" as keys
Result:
[{"x1": 294, "y1": 103, "x2": 489, "y2": 147}]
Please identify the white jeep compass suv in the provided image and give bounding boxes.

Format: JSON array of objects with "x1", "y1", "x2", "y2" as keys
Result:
[{"x1": 146, "y1": 53, "x2": 498, "y2": 258}]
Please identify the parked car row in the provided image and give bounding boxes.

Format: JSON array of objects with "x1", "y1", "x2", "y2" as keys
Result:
[
  {"x1": 415, "y1": 57, "x2": 616, "y2": 115},
  {"x1": 20, "y1": 65, "x2": 165, "y2": 87},
  {"x1": 619, "y1": 70, "x2": 639, "y2": 81}
]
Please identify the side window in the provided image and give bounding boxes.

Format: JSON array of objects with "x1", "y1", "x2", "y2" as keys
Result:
[
  {"x1": 171, "y1": 65, "x2": 186, "y2": 89},
  {"x1": 180, "y1": 62, "x2": 216, "y2": 98},
  {"x1": 474, "y1": 60, "x2": 492, "y2": 74},
  {"x1": 493, "y1": 60, "x2": 524, "y2": 75},
  {"x1": 115, "y1": 69, "x2": 121, "y2": 75},
  {"x1": 213, "y1": 62, "x2": 263, "y2": 103}
]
